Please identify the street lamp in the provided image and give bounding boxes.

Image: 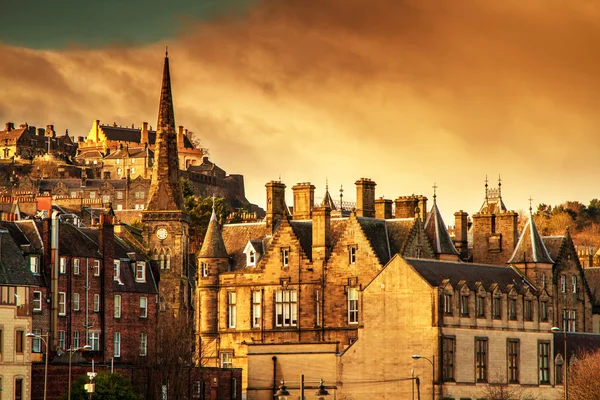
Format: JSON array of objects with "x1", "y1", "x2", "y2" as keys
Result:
[
  {"x1": 27, "y1": 332, "x2": 49, "y2": 400},
  {"x1": 274, "y1": 381, "x2": 291, "y2": 399},
  {"x1": 552, "y1": 326, "x2": 568, "y2": 400},
  {"x1": 412, "y1": 354, "x2": 435, "y2": 400},
  {"x1": 314, "y1": 379, "x2": 330, "y2": 400},
  {"x1": 274, "y1": 378, "x2": 330, "y2": 400},
  {"x1": 68, "y1": 345, "x2": 92, "y2": 400}
]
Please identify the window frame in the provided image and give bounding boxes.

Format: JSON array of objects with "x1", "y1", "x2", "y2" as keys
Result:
[
  {"x1": 220, "y1": 351, "x2": 233, "y2": 368},
  {"x1": 475, "y1": 337, "x2": 488, "y2": 383},
  {"x1": 33, "y1": 291, "x2": 42, "y2": 312},
  {"x1": 73, "y1": 258, "x2": 80, "y2": 275},
  {"x1": 443, "y1": 293, "x2": 453, "y2": 315},
  {"x1": 114, "y1": 332, "x2": 121, "y2": 358},
  {"x1": 281, "y1": 247, "x2": 289, "y2": 268},
  {"x1": 460, "y1": 294, "x2": 469, "y2": 316},
  {"x1": 114, "y1": 260, "x2": 120, "y2": 281},
  {"x1": 507, "y1": 339, "x2": 520, "y2": 383},
  {"x1": 560, "y1": 275, "x2": 566, "y2": 293},
  {"x1": 572, "y1": 276, "x2": 578, "y2": 293},
  {"x1": 538, "y1": 341, "x2": 550, "y2": 384},
  {"x1": 348, "y1": 287, "x2": 359, "y2": 324},
  {"x1": 58, "y1": 330, "x2": 66, "y2": 350},
  {"x1": 492, "y1": 295, "x2": 502, "y2": 319},
  {"x1": 59, "y1": 257, "x2": 67, "y2": 274},
  {"x1": 135, "y1": 262, "x2": 146, "y2": 282},
  {"x1": 58, "y1": 292, "x2": 67, "y2": 316},
  {"x1": 73, "y1": 293, "x2": 80, "y2": 311},
  {"x1": 30, "y1": 256, "x2": 40, "y2": 274},
  {"x1": 114, "y1": 295, "x2": 121, "y2": 318},
  {"x1": 140, "y1": 297, "x2": 148, "y2": 318},
  {"x1": 140, "y1": 333, "x2": 147, "y2": 356},
  {"x1": 15, "y1": 330, "x2": 24, "y2": 354},
  {"x1": 476, "y1": 295, "x2": 485, "y2": 318},
  {"x1": 252, "y1": 291, "x2": 261, "y2": 328},
  {"x1": 525, "y1": 299, "x2": 533, "y2": 321},
  {"x1": 508, "y1": 298, "x2": 517, "y2": 320},
  {"x1": 348, "y1": 245, "x2": 357, "y2": 265},
  {"x1": 89, "y1": 332, "x2": 100, "y2": 351},
  {"x1": 442, "y1": 336, "x2": 456, "y2": 382},
  {"x1": 93, "y1": 294, "x2": 100, "y2": 312},
  {"x1": 32, "y1": 329, "x2": 42, "y2": 353},
  {"x1": 540, "y1": 300, "x2": 548, "y2": 322},
  {"x1": 275, "y1": 289, "x2": 298, "y2": 327},
  {"x1": 228, "y1": 292, "x2": 237, "y2": 329},
  {"x1": 93, "y1": 260, "x2": 100, "y2": 277}
]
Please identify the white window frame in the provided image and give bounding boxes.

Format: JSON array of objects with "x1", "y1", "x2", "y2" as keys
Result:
[
  {"x1": 281, "y1": 248, "x2": 289, "y2": 267},
  {"x1": 73, "y1": 293, "x2": 80, "y2": 311},
  {"x1": 58, "y1": 292, "x2": 66, "y2": 316},
  {"x1": 220, "y1": 352, "x2": 233, "y2": 368},
  {"x1": 89, "y1": 191, "x2": 96, "y2": 199},
  {"x1": 114, "y1": 332, "x2": 121, "y2": 358},
  {"x1": 114, "y1": 295, "x2": 121, "y2": 318},
  {"x1": 93, "y1": 260, "x2": 100, "y2": 277},
  {"x1": 32, "y1": 329, "x2": 42, "y2": 353},
  {"x1": 275, "y1": 290, "x2": 298, "y2": 327},
  {"x1": 116, "y1": 191, "x2": 123, "y2": 200},
  {"x1": 73, "y1": 330, "x2": 80, "y2": 348},
  {"x1": 349, "y1": 245, "x2": 357, "y2": 264},
  {"x1": 348, "y1": 287, "x2": 359, "y2": 324},
  {"x1": 252, "y1": 291, "x2": 261, "y2": 328},
  {"x1": 73, "y1": 258, "x2": 80, "y2": 275},
  {"x1": 114, "y1": 260, "x2": 120, "y2": 281},
  {"x1": 30, "y1": 256, "x2": 40, "y2": 274},
  {"x1": 131, "y1": 167, "x2": 136, "y2": 174},
  {"x1": 59, "y1": 257, "x2": 67, "y2": 274},
  {"x1": 33, "y1": 291, "x2": 42, "y2": 311},
  {"x1": 140, "y1": 297, "x2": 148, "y2": 318},
  {"x1": 572, "y1": 276, "x2": 578, "y2": 293},
  {"x1": 89, "y1": 332, "x2": 100, "y2": 351},
  {"x1": 140, "y1": 333, "x2": 147, "y2": 356},
  {"x1": 135, "y1": 262, "x2": 146, "y2": 282},
  {"x1": 561, "y1": 275, "x2": 566, "y2": 293},
  {"x1": 228, "y1": 292, "x2": 237, "y2": 329},
  {"x1": 58, "y1": 330, "x2": 66, "y2": 350},
  {"x1": 248, "y1": 250, "x2": 256, "y2": 267},
  {"x1": 94, "y1": 294, "x2": 100, "y2": 312},
  {"x1": 201, "y1": 262, "x2": 208, "y2": 277}
]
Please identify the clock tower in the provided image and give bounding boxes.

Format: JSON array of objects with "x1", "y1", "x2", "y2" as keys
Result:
[{"x1": 142, "y1": 50, "x2": 191, "y2": 316}]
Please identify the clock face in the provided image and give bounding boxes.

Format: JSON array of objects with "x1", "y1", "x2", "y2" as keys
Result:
[{"x1": 156, "y1": 228, "x2": 168, "y2": 240}]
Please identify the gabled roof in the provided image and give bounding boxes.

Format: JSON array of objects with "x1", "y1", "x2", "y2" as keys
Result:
[
  {"x1": 198, "y1": 209, "x2": 228, "y2": 258},
  {"x1": 222, "y1": 222, "x2": 271, "y2": 270},
  {"x1": 320, "y1": 187, "x2": 337, "y2": 210},
  {"x1": 583, "y1": 268, "x2": 600, "y2": 308},
  {"x1": 289, "y1": 220, "x2": 313, "y2": 261},
  {"x1": 542, "y1": 236, "x2": 565, "y2": 261},
  {"x1": 0, "y1": 229, "x2": 40, "y2": 286},
  {"x1": 99, "y1": 126, "x2": 196, "y2": 149},
  {"x1": 425, "y1": 200, "x2": 459, "y2": 256},
  {"x1": 59, "y1": 222, "x2": 102, "y2": 258},
  {"x1": 508, "y1": 212, "x2": 553, "y2": 264},
  {"x1": 405, "y1": 258, "x2": 529, "y2": 293},
  {"x1": 385, "y1": 219, "x2": 414, "y2": 256},
  {"x1": 104, "y1": 146, "x2": 153, "y2": 159},
  {"x1": 356, "y1": 216, "x2": 391, "y2": 266}
]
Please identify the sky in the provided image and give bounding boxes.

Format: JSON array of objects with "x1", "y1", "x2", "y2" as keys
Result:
[{"x1": 1, "y1": 0, "x2": 600, "y2": 224}]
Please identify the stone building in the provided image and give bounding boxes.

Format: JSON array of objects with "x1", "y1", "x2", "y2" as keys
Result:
[
  {"x1": 0, "y1": 123, "x2": 76, "y2": 162},
  {"x1": 101, "y1": 144, "x2": 153, "y2": 180},
  {"x1": 195, "y1": 178, "x2": 458, "y2": 393}
]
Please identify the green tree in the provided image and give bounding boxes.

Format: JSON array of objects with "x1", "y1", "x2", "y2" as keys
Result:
[{"x1": 66, "y1": 372, "x2": 139, "y2": 400}]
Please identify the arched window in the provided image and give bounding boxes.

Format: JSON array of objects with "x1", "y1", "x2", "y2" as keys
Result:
[{"x1": 160, "y1": 250, "x2": 165, "y2": 270}]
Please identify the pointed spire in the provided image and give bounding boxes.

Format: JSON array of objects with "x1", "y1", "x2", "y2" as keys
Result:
[
  {"x1": 424, "y1": 188, "x2": 459, "y2": 256},
  {"x1": 198, "y1": 195, "x2": 228, "y2": 259},
  {"x1": 508, "y1": 205, "x2": 553, "y2": 264},
  {"x1": 146, "y1": 50, "x2": 184, "y2": 211},
  {"x1": 320, "y1": 181, "x2": 337, "y2": 210}
]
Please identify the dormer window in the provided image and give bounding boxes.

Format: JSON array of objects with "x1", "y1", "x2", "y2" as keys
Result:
[
  {"x1": 135, "y1": 262, "x2": 146, "y2": 283},
  {"x1": 243, "y1": 241, "x2": 262, "y2": 267},
  {"x1": 30, "y1": 256, "x2": 40, "y2": 274},
  {"x1": 248, "y1": 251, "x2": 256, "y2": 266}
]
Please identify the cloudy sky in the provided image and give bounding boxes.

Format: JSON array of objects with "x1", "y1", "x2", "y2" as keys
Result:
[{"x1": 1, "y1": 0, "x2": 599, "y2": 223}]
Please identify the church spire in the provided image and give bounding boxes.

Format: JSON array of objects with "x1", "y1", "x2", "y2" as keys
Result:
[{"x1": 146, "y1": 50, "x2": 184, "y2": 211}]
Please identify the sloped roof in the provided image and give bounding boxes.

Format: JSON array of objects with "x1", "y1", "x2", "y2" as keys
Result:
[
  {"x1": 356, "y1": 217, "x2": 391, "y2": 266},
  {"x1": 542, "y1": 236, "x2": 565, "y2": 261},
  {"x1": 99, "y1": 126, "x2": 195, "y2": 149},
  {"x1": 104, "y1": 146, "x2": 153, "y2": 160},
  {"x1": 584, "y1": 267, "x2": 600, "y2": 308},
  {"x1": 508, "y1": 213, "x2": 554, "y2": 264},
  {"x1": 289, "y1": 221, "x2": 313, "y2": 261},
  {"x1": 385, "y1": 219, "x2": 415, "y2": 256},
  {"x1": 406, "y1": 258, "x2": 528, "y2": 293},
  {"x1": 198, "y1": 210, "x2": 228, "y2": 258},
  {"x1": 59, "y1": 222, "x2": 102, "y2": 258},
  {"x1": 0, "y1": 229, "x2": 39, "y2": 286},
  {"x1": 222, "y1": 222, "x2": 271, "y2": 270},
  {"x1": 39, "y1": 179, "x2": 128, "y2": 192},
  {"x1": 425, "y1": 201, "x2": 459, "y2": 256},
  {"x1": 320, "y1": 189, "x2": 337, "y2": 210}
]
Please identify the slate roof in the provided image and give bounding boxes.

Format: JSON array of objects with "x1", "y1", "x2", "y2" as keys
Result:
[
  {"x1": 104, "y1": 146, "x2": 153, "y2": 160},
  {"x1": 508, "y1": 213, "x2": 554, "y2": 264},
  {"x1": 198, "y1": 210, "x2": 228, "y2": 258},
  {"x1": 0, "y1": 229, "x2": 40, "y2": 286},
  {"x1": 17, "y1": 220, "x2": 44, "y2": 252},
  {"x1": 289, "y1": 221, "x2": 313, "y2": 261},
  {"x1": 221, "y1": 222, "x2": 271, "y2": 270},
  {"x1": 249, "y1": 240, "x2": 264, "y2": 254},
  {"x1": 425, "y1": 201, "x2": 459, "y2": 256},
  {"x1": 59, "y1": 222, "x2": 102, "y2": 258},
  {"x1": 78, "y1": 150, "x2": 104, "y2": 159},
  {"x1": 553, "y1": 332, "x2": 600, "y2": 359},
  {"x1": 385, "y1": 219, "x2": 415, "y2": 256},
  {"x1": 356, "y1": 217, "x2": 391, "y2": 266},
  {"x1": 542, "y1": 236, "x2": 565, "y2": 261},
  {"x1": 100, "y1": 126, "x2": 195, "y2": 149},
  {"x1": 320, "y1": 189, "x2": 337, "y2": 210},
  {"x1": 39, "y1": 179, "x2": 127, "y2": 192},
  {"x1": 406, "y1": 258, "x2": 528, "y2": 292},
  {"x1": 584, "y1": 268, "x2": 600, "y2": 308}
]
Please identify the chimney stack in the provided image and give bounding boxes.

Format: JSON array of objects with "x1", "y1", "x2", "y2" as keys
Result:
[
  {"x1": 266, "y1": 181, "x2": 286, "y2": 233},
  {"x1": 141, "y1": 122, "x2": 149, "y2": 144},
  {"x1": 5, "y1": 122, "x2": 14, "y2": 132},
  {"x1": 355, "y1": 178, "x2": 376, "y2": 218},
  {"x1": 375, "y1": 198, "x2": 393, "y2": 219},
  {"x1": 292, "y1": 182, "x2": 315, "y2": 220},
  {"x1": 453, "y1": 211, "x2": 469, "y2": 260},
  {"x1": 395, "y1": 195, "x2": 427, "y2": 220},
  {"x1": 177, "y1": 126, "x2": 185, "y2": 148},
  {"x1": 312, "y1": 206, "x2": 331, "y2": 262}
]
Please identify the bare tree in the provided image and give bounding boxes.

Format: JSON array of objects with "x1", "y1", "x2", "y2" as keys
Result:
[
  {"x1": 478, "y1": 373, "x2": 539, "y2": 400},
  {"x1": 566, "y1": 350, "x2": 600, "y2": 400}
]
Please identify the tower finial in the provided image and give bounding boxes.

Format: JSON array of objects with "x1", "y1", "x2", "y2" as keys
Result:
[
  {"x1": 528, "y1": 196, "x2": 533, "y2": 214},
  {"x1": 212, "y1": 193, "x2": 216, "y2": 211},
  {"x1": 498, "y1": 174, "x2": 502, "y2": 198},
  {"x1": 432, "y1": 183, "x2": 438, "y2": 203},
  {"x1": 165, "y1": 46, "x2": 168, "y2": 57},
  {"x1": 326, "y1": 177, "x2": 329, "y2": 191},
  {"x1": 484, "y1": 175, "x2": 489, "y2": 199},
  {"x1": 339, "y1": 184, "x2": 344, "y2": 211}
]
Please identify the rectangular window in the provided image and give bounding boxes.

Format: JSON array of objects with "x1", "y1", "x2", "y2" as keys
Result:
[
  {"x1": 30, "y1": 256, "x2": 40, "y2": 274},
  {"x1": 73, "y1": 293, "x2": 80, "y2": 311},
  {"x1": 114, "y1": 332, "x2": 121, "y2": 357},
  {"x1": 135, "y1": 262, "x2": 146, "y2": 282},
  {"x1": 70, "y1": 191, "x2": 77, "y2": 198},
  {"x1": 476, "y1": 296, "x2": 485, "y2": 317},
  {"x1": 540, "y1": 301, "x2": 548, "y2": 322},
  {"x1": 493, "y1": 296, "x2": 502, "y2": 319},
  {"x1": 131, "y1": 167, "x2": 136, "y2": 174},
  {"x1": 140, "y1": 297, "x2": 148, "y2": 318},
  {"x1": 541, "y1": 273, "x2": 546, "y2": 288},
  {"x1": 252, "y1": 291, "x2": 261, "y2": 328},
  {"x1": 131, "y1": 158, "x2": 135, "y2": 164},
  {"x1": 58, "y1": 330, "x2": 66, "y2": 350},
  {"x1": 93, "y1": 260, "x2": 100, "y2": 276},
  {"x1": 140, "y1": 333, "x2": 147, "y2": 356},
  {"x1": 221, "y1": 352, "x2": 233, "y2": 368},
  {"x1": 59, "y1": 292, "x2": 66, "y2": 316},
  {"x1": 116, "y1": 191, "x2": 123, "y2": 200},
  {"x1": 443, "y1": 293, "x2": 453, "y2": 315},
  {"x1": 475, "y1": 338, "x2": 488, "y2": 382},
  {"x1": 281, "y1": 248, "x2": 289, "y2": 267},
  {"x1": 15, "y1": 330, "x2": 24, "y2": 353},
  {"x1": 89, "y1": 191, "x2": 96, "y2": 199},
  {"x1": 525, "y1": 300, "x2": 533, "y2": 321},
  {"x1": 32, "y1": 329, "x2": 42, "y2": 353},
  {"x1": 572, "y1": 276, "x2": 578, "y2": 293},
  {"x1": 228, "y1": 292, "x2": 237, "y2": 328},
  {"x1": 539, "y1": 342, "x2": 550, "y2": 384},
  {"x1": 508, "y1": 340, "x2": 520, "y2": 383},
  {"x1": 73, "y1": 258, "x2": 80, "y2": 275},
  {"x1": 94, "y1": 294, "x2": 100, "y2": 312},
  {"x1": 563, "y1": 309, "x2": 576, "y2": 332},
  {"x1": 508, "y1": 298, "x2": 517, "y2": 320},
  {"x1": 114, "y1": 295, "x2": 121, "y2": 318},
  {"x1": 74, "y1": 331, "x2": 80, "y2": 348},
  {"x1": 201, "y1": 262, "x2": 208, "y2": 277},
  {"x1": 33, "y1": 291, "x2": 42, "y2": 311},
  {"x1": 442, "y1": 336, "x2": 455, "y2": 382},
  {"x1": 460, "y1": 294, "x2": 469, "y2": 316},
  {"x1": 349, "y1": 245, "x2": 357, "y2": 264},
  {"x1": 89, "y1": 332, "x2": 100, "y2": 351},
  {"x1": 114, "y1": 260, "x2": 120, "y2": 281},
  {"x1": 315, "y1": 290, "x2": 321, "y2": 327},
  {"x1": 348, "y1": 287, "x2": 359, "y2": 324},
  {"x1": 275, "y1": 290, "x2": 298, "y2": 327},
  {"x1": 59, "y1": 257, "x2": 67, "y2": 274},
  {"x1": 561, "y1": 275, "x2": 566, "y2": 293},
  {"x1": 15, "y1": 377, "x2": 23, "y2": 400}
]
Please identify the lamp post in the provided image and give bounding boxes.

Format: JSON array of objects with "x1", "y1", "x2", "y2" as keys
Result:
[
  {"x1": 552, "y1": 326, "x2": 568, "y2": 400},
  {"x1": 274, "y1": 378, "x2": 330, "y2": 400},
  {"x1": 27, "y1": 332, "x2": 49, "y2": 400},
  {"x1": 68, "y1": 345, "x2": 92, "y2": 400},
  {"x1": 412, "y1": 354, "x2": 435, "y2": 400}
]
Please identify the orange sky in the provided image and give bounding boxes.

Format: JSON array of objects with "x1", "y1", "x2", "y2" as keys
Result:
[{"x1": 1, "y1": 0, "x2": 599, "y2": 223}]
